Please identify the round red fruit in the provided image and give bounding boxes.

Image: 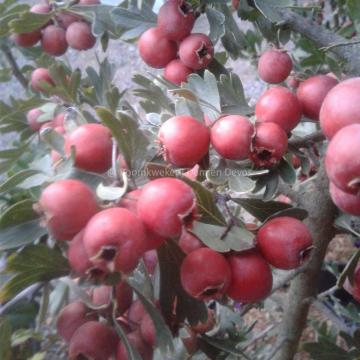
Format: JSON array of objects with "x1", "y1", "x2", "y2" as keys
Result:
[
  {"x1": 41, "y1": 25, "x2": 68, "y2": 56},
  {"x1": 320, "y1": 77, "x2": 360, "y2": 139},
  {"x1": 178, "y1": 230, "x2": 203, "y2": 254},
  {"x1": 255, "y1": 86, "x2": 302, "y2": 133},
  {"x1": 226, "y1": 250, "x2": 273, "y2": 303},
  {"x1": 257, "y1": 216, "x2": 313, "y2": 270},
  {"x1": 140, "y1": 313, "x2": 156, "y2": 347},
  {"x1": 30, "y1": 3, "x2": 51, "y2": 13},
  {"x1": 127, "y1": 300, "x2": 146, "y2": 329},
  {"x1": 157, "y1": 0, "x2": 195, "y2": 41},
  {"x1": 143, "y1": 249, "x2": 158, "y2": 274},
  {"x1": 12, "y1": 31, "x2": 41, "y2": 47},
  {"x1": 258, "y1": 49, "x2": 292, "y2": 84},
  {"x1": 138, "y1": 27, "x2": 177, "y2": 68},
  {"x1": 249, "y1": 122, "x2": 288, "y2": 167},
  {"x1": 31, "y1": 68, "x2": 55, "y2": 92},
  {"x1": 329, "y1": 182, "x2": 360, "y2": 216},
  {"x1": 191, "y1": 308, "x2": 215, "y2": 334},
  {"x1": 57, "y1": 301, "x2": 97, "y2": 342},
  {"x1": 69, "y1": 321, "x2": 118, "y2": 360},
  {"x1": 210, "y1": 115, "x2": 254, "y2": 160},
  {"x1": 56, "y1": 11, "x2": 80, "y2": 29},
  {"x1": 179, "y1": 33, "x2": 214, "y2": 70},
  {"x1": 38, "y1": 179, "x2": 98, "y2": 240},
  {"x1": 27, "y1": 108, "x2": 44, "y2": 131},
  {"x1": 137, "y1": 178, "x2": 197, "y2": 238},
  {"x1": 325, "y1": 124, "x2": 360, "y2": 194},
  {"x1": 297, "y1": 75, "x2": 338, "y2": 121},
  {"x1": 117, "y1": 330, "x2": 153, "y2": 360},
  {"x1": 163, "y1": 59, "x2": 193, "y2": 85},
  {"x1": 180, "y1": 248, "x2": 231, "y2": 300},
  {"x1": 158, "y1": 115, "x2": 210, "y2": 167},
  {"x1": 66, "y1": 21, "x2": 96, "y2": 50},
  {"x1": 64, "y1": 123, "x2": 112, "y2": 173},
  {"x1": 83, "y1": 208, "x2": 146, "y2": 273}
]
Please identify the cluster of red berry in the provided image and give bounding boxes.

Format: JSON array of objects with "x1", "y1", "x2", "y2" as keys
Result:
[
  {"x1": 138, "y1": 0, "x2": 214, "y2": 85},
  {"x1": 12, "y1": 0, "x2": 98, "y2": 56}
]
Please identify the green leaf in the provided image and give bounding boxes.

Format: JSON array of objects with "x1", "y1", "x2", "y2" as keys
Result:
[
  {"x1": 131, "y1": 287, "x2": 174, "y2": 353},
  {"x1": 2, "y1": 301, "x2": 39, "y2": 330},
  {"x1": 265, "y1": 207, "x2": 308, "y2": 222},
  {"x1": 232, "y1": 198, "x2": 292, "y2": 222},
  {"x1": 334, "y1": 214, "x2": 360, "y2": 237},
  {"x1": 0, "y1": 220, "x2": 46, "y2": 251},
  {"x1": 303, "y1": 338, "x2": 354, "y2": 360},
  {"x1": 0, "y1": 199, "x2": 39, "y2": 229},
  {"x1": 347, "y1": 0, "x2": 360, "y2": 33},
  {"x1": 11, "y1": 328, "x2": 42, "y2": 347},
  {"x1": 10, "y1": 11, "x2": 53, "y2": 33},
  {"x1": 0, "y1": 244, "x2": 69, "y2": 303},
  {"x1": 206, "y1": 7, "x2": 226, "y2": 44},
  {"x1": 0, "y1": 317, "x2": 12, "y2": 360},
  {"x1": 337, "y1": 249, "x2": 360, "y2": 288},
  {"x1": 40, "y1": 127, "x2": 65, "y2": 156},
  {"x1": 253, "y1": 0, "x2": 292, "y2": 23},
  {"x1": 228, "y1": 175, "x2": 256, "y2": 193},
  {"x1": 277, "y1": 158, "x2": 296, "y2": 184},
  {"x1": 0, "y1": 169, "x2": 40, "y2": 194},
  {"x1": 157, "y1": 240, "x2": 208, "y2": 326}
]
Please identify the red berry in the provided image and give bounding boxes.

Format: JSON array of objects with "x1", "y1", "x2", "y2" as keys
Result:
[
  {"x1": 12, "y1": 31, "x2": 41, "y2": 47},
  {"x1": 83, "y1": 208, "x2": 146, "y2": 273},
  {"x1": 329, "y1": 182, "x2": 360, "y2": 216},
  {"x1": 249, "y1": 122, "x2": 288, "y2": 167},
  {"x1": 68, "y1": 321, "x2": 118, "y2": 360},
  {"x1": 38, "y1": 179, "x2": 98, "y2": 240},
  {"x1": 92, "y1": 281, "x2": 133, "y2": 314},
  {"x1": 66, "y1": 21, "x2": 96, "y2": 50},
  {"x1": 296, "y1": 75, "x2": 338, "y2": 121},
  {"x1": 56, "y1": 11, "x2": 80, "y2": 29},
  {"x1": 27, "y1": 108, "x2": 44, "y2": 131},
  {"x1": 320, "y1": 78, "x2": 360, "y2": 139},
  {"x1": 143, "y1": 249, "x2": 158, "y2": 274},
  {"x1": 226, "y1": 250, "x2": 273, "y2": 303},
  {"x1": 57, "y1": 301, "x2": 97, "y2": 342},
  {"x1": 31, "y1": 68, "x2": 55, "y2": 92},
  {"x1": 137, "y1": 178, "x2": 197, "y2": 238},
  {"x1": 51, "y1": 112, "x2": 66, "y2": 128},
  {"x1": 30, "y1": 3, "x2": 51, "y2": 13},
  {"x1": 180, "y1": 248, "x2": 231, "y2": 300},
  {"x1": 116, "y1": 330, "x2": 153, "y2": 360},
  {"x1": 163, "y1": 59, "x2": 193, "y2": 84},
  {"x1": 325, "y1": 124, "x2": 360, "y2": 194},
  {"x1": 158, "y1": 115, "x2": 210, "y2": 167},
  {"x1": 138, "y1": 27, "x2": 177, "y2": 68},
  {"x1": 287, "y1": 75, "x2": 300, "y2": 90},
  {"x1": 258, "y1": 49, "x2": 292, "y2": 84},
  {"x1": 179, "y1": 33, "x2": 214, "y2": 70},
  {"x1": 41, "y1": 25, "x2": 68, "y2": 56},
  {"x1": 79, "y1": 0, "x2": 101, "y2": 4},
  {"x1": 255, "y1": 86, "x2": 302, "y2": 133},
  {"x1": 210, "y1": 115, "x2": 254, "y2": 160},
  {"x1": 64, "y1": 123, "x2": 112, "y2": 173},
  {"x1": 139, "y1": 313, "x2": 156, "y2": 347},
  {"x1": 157, "y1": 0, "x2": 195, "y2": 41},
  {"x1": 68, "y1": 230, "x2": 94, "y2": 275},
  {"x1": 191, "y1": 308, "x2": 215, "y2": 334},
  {"x1": 257, "y1": 216, "x2": 312, "y2": 270},
  {"x1": 127, "y1": 300, "x2": 146, "y2": 329},
  {"x1": 178, "y1": 230, "x2": 203, "y2": 254}
]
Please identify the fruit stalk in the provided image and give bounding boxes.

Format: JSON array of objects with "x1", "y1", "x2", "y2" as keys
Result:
[{"x1": 1, "y1": 44, "x2": 28, "y2": 88}]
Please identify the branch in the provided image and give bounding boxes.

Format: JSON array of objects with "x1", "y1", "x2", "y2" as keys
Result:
[
  {"x1": 279, "y1": 10, "x2": 360, "y2": 75},
  {"x1": 1, "y1": 45, "x2": 28, "y2": 89},
  {"x1": 271, "y1": 266, "x2": 307, "y2": 294},
  {"x1": 288, "y1": 130, "x2": 325, "y2": 149}
]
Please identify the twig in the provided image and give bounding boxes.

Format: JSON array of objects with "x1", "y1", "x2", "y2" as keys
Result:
[
  {"x1": 271, "y1": 266, "x2": 307, "y2": 294},
  {"x1": 320, "y1": 39, "x2": 360, "y2": 52},
  {"x1": 1, "y1": 45, "x2": 28, "y2": 89},
  {"x1": 288, "y1": 130, "x2": 325, "y2": 149},
  {"x1": 317, "y1": 285, "x2": 338, "y2": 299}
]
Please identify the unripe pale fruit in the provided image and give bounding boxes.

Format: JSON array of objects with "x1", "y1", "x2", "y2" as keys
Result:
[
  {"x1": 329, "y1": 182, "x2": 360, "y2": 216},
  {"x1": 178, "y1": 230, "x2": 203, "y2": 254},
  {"x1": 163, "y1": 59, "x2": 193, "y2": 84},
  {"x1": 296, "y1": 75, "x2": 338, "y2": 120},
  {"x1": 179, "y1": 33, "x2": 214, "y2": 70},
  {"x1": 138, "y1": 27, "x2": 177, "y2": 68},
  {"x1": 66, "y1": 21, "x2": 96, "y2": 50},
  {"x1": 258, "y1": 49, "x2": 292, "y2": 84},
  {"x1": 344, "y1": 265, "x2": 360, "y2": 303},
  {"x1": 137, "y1": 178, "x2": 197, "y2": 238},
  {"x1": 30, "y1": 3, "x2": 51, "y2": 13},
  {"x1": 64, "y1": 123, "x2": 112, "y2": 173},
  {"x1": 117, "y1": 330, "x2": 153, "y2": 360},
  {"x1": 210, "y1": 115, "x2": 254, "y2": 160},
  {"x1": 287, "y1": 75, "x2": 300, "y2": 89},
  {"x1": 325, "y1": 124, "x2": 360, "y2": 194},
  {"x1": 27, "y1": 108, "x2": 44, "y2": 131},
  {"x1": 12, "y1": 31, "x2": 41, "y2": 47},
  {"x1": 68, "y1": 321, "x2": 118, "y2": 360},
  {"x1": 255, "y1": 86, "x2": 302, "y2": 133},
  {"x1": 143, "y1": 249, "x2": 158, "y2": 274},
  {"x1": 56, "y1": 301, "x2": 96, "y2": 342},
  {"x1": 41, "y1": 25, "x2": 68, "y2": 56},
  {"x1": 249, "y1": 122, "x2": 288, "y2": 167},
  {"x1": 158, "y1": 115, "x2": 210, "y2": 167},
  {"x1": 180, "y1": 248, "x2": 231, "y2": 300},
  {"x1": 139, "y1": 313, "x2": 156, "y2": 346},
  {"x1": 226, "y1": 250, "x2": 273, "y2": 303},
  {"x1": 83, "y1": 208, "x2": 146, "y2": 273},
  {"x1": 38, "y1": 179, "x2": 98, "y2": 240},
  {"x1": 320, "y1": 78, "x2": 360, "y2": 139},
  {"x1": 56, "y1": 11, "x2": 80, "y2": 29},
  {"x1": 257, "y1": 216, "x2": 313, "y2": 270},
  {"x1": 92, "y1": 281, "x2": 133, "y2": 314},
  {"x1": 157, "y1": 0, "x2": 195, "y2": 41},
  {"x1": 31, "y1": 68, "x2": 55, "y2": 92},
  {"x1": 118, "y1": 189, "x2": 167, "y2": 250},
  {"x1": 127, "y1": 300, "x2": 146, "y2": 329}
]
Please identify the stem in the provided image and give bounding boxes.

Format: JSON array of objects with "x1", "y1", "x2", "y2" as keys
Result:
[
  {"x1": 288, "y1": 130, "x2": 325, "y2": 149},
  {"x1": 1, "y1": 45, "x2": 28, "y2": 89},
  {"x1": 320, "y1": 39, "x2": 360, "y2": 52}
]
